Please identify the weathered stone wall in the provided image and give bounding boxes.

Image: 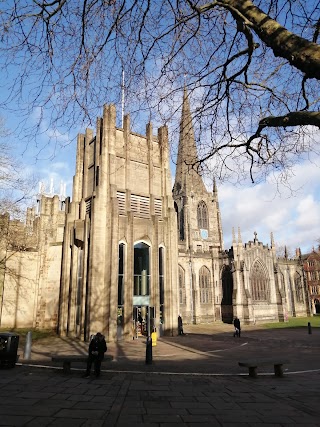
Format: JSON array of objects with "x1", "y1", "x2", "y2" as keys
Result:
[
  {"x1": 0, "y1": 194, "x2": 65, "y2": 330},
  {"x1": 36, "y1": 244, "x2": 63, "y2": 329},
  {"x1": 1, "y1": 250, "x2": 38, "y2": 328}
]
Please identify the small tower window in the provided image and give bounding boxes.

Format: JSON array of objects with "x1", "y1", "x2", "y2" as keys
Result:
[
  {"x1": 295, "y1": 272, "x2": 304, "y2": 303},
  {"x1": 197, "y1": 201, "x2": 208, "y2": 230},
  {"x1": 179, "y1": 265, "x2": 186, "y2": 305}
]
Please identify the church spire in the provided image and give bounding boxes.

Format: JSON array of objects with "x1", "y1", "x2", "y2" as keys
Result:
[
  {"x1": 270, "y1": 232, "x2": 275, "y2": 248},
  {"x1": 213, "y1": 177, "x2": 217, "y2": 193},
  {"x1": 173, "y1": 87, "x2": 206, "y2": 195},
  {"x1": 212, "y1": 177, "x2": 218, "y2": 202},
  {"x1": 232, "y1": 227, "x2": 236, "y2": 245}
]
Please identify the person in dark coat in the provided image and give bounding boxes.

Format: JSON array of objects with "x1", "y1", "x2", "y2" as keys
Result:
[
  {"x1": 233, "y1": 317, "x2": 241, "y2": 337},
  {"x1": 178, "y1": 314, "x2": 184, "y2": 335},
  {"x1": 84, "y1": 332, "x2": 107, "y2": 378}
]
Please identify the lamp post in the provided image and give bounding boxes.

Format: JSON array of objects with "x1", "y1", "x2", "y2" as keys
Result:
[
  {"x1": 189, "y1": 260, "x2": 194, "y2": 324},
  {"x1": 145, "y1": 306, "x2": 152, "y2": 364}
]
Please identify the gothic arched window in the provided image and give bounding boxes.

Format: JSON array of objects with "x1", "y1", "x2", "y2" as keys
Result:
[
  {"x1": 197, "y1": 201, "x2": 208, "y2": 230},
  {"x1": 250, "y1": 261, "x2": 269, "y2": 302},
  {"x1": 174, "y1": 202, "x2": 185, "y2": 241},
  {"x1": 134, "y1": 242, "x2": 150, "y2": 296},
  {"x1": 294, "y1": 272, "x2": 304, "y2": 303},
  {"x1": 178, "y1": 265, "x2": 186, "y2": 305},
  {"x1": 179, "y1": 207, "x2": 185, "y2": 241},
  {"x1": 278, "y1": 272, "x2": 286, "y2": 298},
  {"x1": 199, "y1": 266, "x2": 211, "y2": 304},
  {"x1": 118, "y1": 243, "x2": 126, "y2": 305}
]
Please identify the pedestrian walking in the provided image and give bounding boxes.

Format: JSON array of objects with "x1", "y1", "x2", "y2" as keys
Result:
[
  {"x1": 178, "y1": 314, "x2": 184, "y2": 335},
  {"x1": 84, "y1": 332, "x2": 107, "y2": 378},
  {"x1": 233, "y1": 317, "x2": 241, "y2": 337}
]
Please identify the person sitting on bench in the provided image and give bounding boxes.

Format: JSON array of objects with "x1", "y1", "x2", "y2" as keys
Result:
[{"x1": 84, "y1": 332, "x2": 107, "y2": 378}]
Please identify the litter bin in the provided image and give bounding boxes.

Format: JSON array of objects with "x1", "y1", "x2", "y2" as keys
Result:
[{"x1": 0, "y1": 333, "x2": 19, "y2": 368}]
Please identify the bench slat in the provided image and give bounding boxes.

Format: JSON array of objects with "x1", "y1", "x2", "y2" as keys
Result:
[
  {"x1": 239, "y1": 360, "x2": 288, "y2": 367},
  {"x1": 52, "y1": 356, "x2": 87, "y2": 363},
  {"x1": 238, "y1": 359, "x2": 289, "y2": 378},
  {"x1": 52, "y1": 355, "x2": 113, "y2": 362},
  {"x1": 51, "y1": 354, "x2": 113, "y2": 373}
]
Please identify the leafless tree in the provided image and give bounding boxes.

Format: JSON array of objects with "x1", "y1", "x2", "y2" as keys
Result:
[
  {"x1": 0, "y1": 118, "x2": 37, "y2": 282},
  {"x1": 276, "y1": 244, "x2": 296, "y2": 259},
  {"x1": 0, "y1": 119, "x2": 36, "y2": 220},
  {"x1": 0, "y1": 1, "x2": 319, "y2": 182}
]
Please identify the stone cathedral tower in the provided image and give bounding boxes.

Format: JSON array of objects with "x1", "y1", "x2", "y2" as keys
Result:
[
  {"x1": 58, "y1": 105, "x2": 178, "y2": 341},
  {"x1": 173, "y1": 88, "x2": 225, "y2": 324}
]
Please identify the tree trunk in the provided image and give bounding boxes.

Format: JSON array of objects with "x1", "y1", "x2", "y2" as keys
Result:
[{"x1": 202, "y1": 0, "x2": 320, "y2": 79}]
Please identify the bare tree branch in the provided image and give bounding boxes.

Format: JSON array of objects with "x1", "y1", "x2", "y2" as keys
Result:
[
  {"x1": 0, "y1": 0, "x2": 319, "y2": 184},
  {"x1": 259, "y1": 111, "x2": 320, "y2": 128}
]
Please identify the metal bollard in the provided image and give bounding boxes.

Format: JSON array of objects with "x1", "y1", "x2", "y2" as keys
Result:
[
  {"x1": 23, "y1": 331, "x2": 32, "y2": 360},
  {"x1": 145, "y1": 336, "x2": 153, "y2": 365},
  {"x1": 308, "y1": 322, "x2": 312, "y2": 335}
]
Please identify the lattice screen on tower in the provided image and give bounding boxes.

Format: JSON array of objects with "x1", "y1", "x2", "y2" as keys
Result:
[
  {"x1": 116, "y1": 192, "x2": 126, "y2": 215},
  {"x1": 154, "y1": 199, "x2": 162, "y2": 217},
  {"x1": 131, "y1": 194, "x2": 150, "y2": 218},
  {"x1": 85, "y1": 198, "x2": 92, "y2": 215}
]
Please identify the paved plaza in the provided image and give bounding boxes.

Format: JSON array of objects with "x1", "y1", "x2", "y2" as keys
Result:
[{"x1": 0, "y1": 323, "x2": 320, "y2": 426}]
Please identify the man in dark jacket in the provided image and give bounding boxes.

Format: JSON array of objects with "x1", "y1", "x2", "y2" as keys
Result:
[
  {"x1": 233, "y1": 317, "x2": 241, "y2": 337},
  {"x1": 178, "y1": 314, "x2": 184, "y2": 335},
  {"x1": 84, "y1": 332, "x2": 107, "y2": 378}
]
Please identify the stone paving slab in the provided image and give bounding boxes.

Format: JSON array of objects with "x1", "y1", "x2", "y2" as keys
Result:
[
  {"x1": 0, "y1": 324, "x2": 319, "y2": 425},
  {"x1": 1, "y1": 366, "x2": 320, "y2": 426}
]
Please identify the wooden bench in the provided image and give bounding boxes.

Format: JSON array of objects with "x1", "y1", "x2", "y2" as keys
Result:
[
  {"x1": 51, "y1": 354, "x2": 113, "y2": 373},
  {"x1": 238, "y1": 359, "x2": 289, "y2": 378}
]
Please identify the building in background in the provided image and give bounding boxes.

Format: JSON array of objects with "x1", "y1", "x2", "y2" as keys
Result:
[
  {"x1": 0, "y1": 92, "x2": 311, "y2": 341},
  {"x1": 301, "y1": 248, "x2": 320, "y2": 314}
]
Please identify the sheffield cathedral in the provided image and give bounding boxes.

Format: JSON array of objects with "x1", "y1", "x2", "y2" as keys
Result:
[{"x1": 0, "y1": 90, "x2": 310, "y2": 341}]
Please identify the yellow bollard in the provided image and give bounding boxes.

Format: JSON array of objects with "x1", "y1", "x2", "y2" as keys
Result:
[{"x1": 151, "y1": 331, "x2": 157, "y2": 346}]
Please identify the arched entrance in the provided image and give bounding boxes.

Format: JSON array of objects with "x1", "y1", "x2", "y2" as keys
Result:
[
  {"x1": 221, "y1": 265, "x2": 233, "y2": 323},
  {"x1": 133, "y1": 242, "x2": 151, "y2": 338}
]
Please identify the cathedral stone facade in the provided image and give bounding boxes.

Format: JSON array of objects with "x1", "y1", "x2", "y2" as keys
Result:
[{"x1": 0, "y1": 92, "x2": 310, "y2": 341}]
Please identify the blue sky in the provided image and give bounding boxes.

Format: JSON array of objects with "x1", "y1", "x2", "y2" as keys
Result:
[
  {"x1": 1, "y1": 1, "x2": 319, "y2": 255},
  {"x1": 5, "y1": 103, "x2": 320, "y2": 256}
]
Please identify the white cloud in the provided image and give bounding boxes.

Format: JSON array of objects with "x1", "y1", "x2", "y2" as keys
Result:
[
  {"x1": 5, "y1": 86, "x2": 320, "y2": 257},
  {"x1": 219, "y1": 160, "x2": 320, "y2": 254}
]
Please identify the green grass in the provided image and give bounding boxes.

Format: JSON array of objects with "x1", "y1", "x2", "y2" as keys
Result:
[
  {"x1": 0, "y1": 328, "x2": 57, "y2": 345},
  {"x1": 262, "y1": 316, "x2": 320, "y2": 329},
  {"x1": 1, "y1": 316, "x2": 319, "y2": 340}
]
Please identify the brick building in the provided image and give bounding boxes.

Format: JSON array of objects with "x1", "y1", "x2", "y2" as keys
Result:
[{"x1": 302, "y1": 248, "x2": 320, "y2": 314}]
